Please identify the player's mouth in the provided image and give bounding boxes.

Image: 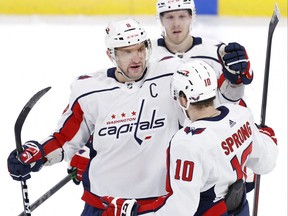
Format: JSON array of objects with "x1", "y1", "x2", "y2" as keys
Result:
[
  {"x1": 173, "y1": 30, "x2": 182, "y2": 35},
  {"x1": 130, "y1": 64, "x2": 141, "y2": 69}
]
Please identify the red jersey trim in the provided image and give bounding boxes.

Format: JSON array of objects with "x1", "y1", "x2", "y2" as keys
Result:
[
  {"x1": 43, "y1": 101, "x2": 84, "y2": 154},
  {"x1": 203, "y1": 200, "x2": 227, "y2": 216}
]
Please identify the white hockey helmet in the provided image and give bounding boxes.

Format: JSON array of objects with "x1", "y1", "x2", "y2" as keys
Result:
[
  {"x1": 156, "y1": 0, "x2": 196, "y2": 17},
  {"x1": 171, "y1": 59, "x2": 217, "y2": 110},
  {"x1": 105, "y1": 18, "x2": 151, "y2": 59},
  {"x1": 156, "y1": 0, "x2": 196, "y2": 36}
]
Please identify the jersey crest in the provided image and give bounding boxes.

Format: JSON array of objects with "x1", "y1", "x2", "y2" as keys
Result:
[{"x1": 184, "y1": 127, "x2": 206, "y2": 135}]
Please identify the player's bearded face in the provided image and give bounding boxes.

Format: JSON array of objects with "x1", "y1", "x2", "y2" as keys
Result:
[
  {"x1": 161, "y1": 10, "x2": 192, "y2": 45},
  {"x1": 115, "y1": 43, "x2": 148, "y2": 80}
]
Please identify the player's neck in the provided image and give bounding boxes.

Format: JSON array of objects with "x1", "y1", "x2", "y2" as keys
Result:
[
  {"x1": 188, "y1": 106, "x2": 220, "y2": 122},
  {"x1": 164, "y1": 35, "x2": 193, "y2": 54}
]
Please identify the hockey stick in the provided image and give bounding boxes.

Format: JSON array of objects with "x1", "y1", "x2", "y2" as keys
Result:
[
  {"x1": 252, "y1": 4, "x2": 280, "y2": 216},
  {"x1": 18, "y1": 174, "x2": 72, "y2": 216},
  {"x1": 14, "y1": 86, "x2": 51, "y2": 216}
]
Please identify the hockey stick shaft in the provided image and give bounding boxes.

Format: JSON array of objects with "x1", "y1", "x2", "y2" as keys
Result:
[
  {"x1": 252, "y1": 4, "x2": 280, "y2": 216},
  {"x1": 14, "y1": 87, "x2": 51, "y2": 216},
  {"x1": 260, "y1": 4, "x2": 280, "y2": 126},
  {"x1": 18, "y1": 174, "x2": 72, "y2": 216}
]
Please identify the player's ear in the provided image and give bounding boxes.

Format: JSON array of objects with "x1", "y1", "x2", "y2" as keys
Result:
[
  {"x1": 179, "y1": 93, "x2": 188, "y2": 108},
  {"x1": 106, "y1": 49, "x2": 112, "y2": 60}
]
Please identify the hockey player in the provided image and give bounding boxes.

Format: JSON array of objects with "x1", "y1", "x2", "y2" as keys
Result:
[
  {"x1": 152, "y1": 0, "x2": 253, "y2": 107},
  {"x1": 7, "y1": 18, "x2": 185, "y2": 215},
  {"x1": 102, "y1": 60, "x2": 278, "y2": 216},
  {"x1": 153, "y1": 0, "x2": 256, "y2": 193}
]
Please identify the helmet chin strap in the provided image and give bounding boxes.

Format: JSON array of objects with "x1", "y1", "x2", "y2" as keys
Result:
[
  {"x1": 110, "y1": 46, "x2": 150, "y2": 82},
  {"x1": 110, "y1": 56, "x2": 137, "y2": 82},
  {"x1": 113, "y1": 56, "x2": 147, "y2": 82},
  {"x1": 177, "y1": 97, "x2": 192, "y2": 121},
  {"x1": 116, "y1": 64, "x2": 146, "y2": 82},
  {"x1": 182, "y1": 107, "x2": 193, "y2": 122},
  {"x1": 116, "y1": 68, "x2": 137, "y2": 81}
]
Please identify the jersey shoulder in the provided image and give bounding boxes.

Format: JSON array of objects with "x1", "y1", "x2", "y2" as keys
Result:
[
  {"x1": 70, "y1": 68, "x2": 118, "y2": 96},
  {"x1": 221, "y1": 103, "x2": 252, "y2": 118},
  {"x1": 187, "y1": 36, "x2": 222, "y2": 58},
  {"x1": 172, "y1": 123, "x2": 212, "y2": 147},
  {"x1": 147, "y1": 55, "x2": 184, "y2": 77},
  {"x1": 150, "y1": 38, "x2": 175, "y2": 62},
  {"x1": 199, "y1": 36, "x2": 222, "y2": 46}
]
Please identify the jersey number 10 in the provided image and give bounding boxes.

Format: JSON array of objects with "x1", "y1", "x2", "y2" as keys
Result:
[{"x1": 174, "y1": 159, "x2": 194, "y2": 182}]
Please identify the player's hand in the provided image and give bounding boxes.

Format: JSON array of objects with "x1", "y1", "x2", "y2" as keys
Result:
[
  {"x1": 258, "y1": 125, "x2": 277, "y2": 145},
  {"x1": 7, "y1": 141, "x2": 45, "y2": 181},
  {"x1": 101, "y1": 198, "x2": 139, "y2": 216},
  {"x1": 68, "y1": 146, "x2": 90, "y2": 185},
  {"x1": 218, "y1": 42, "x2": 253, "y2": 85}
]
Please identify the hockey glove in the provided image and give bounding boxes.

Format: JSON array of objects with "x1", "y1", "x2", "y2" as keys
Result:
[
  {"x1": 102, "y1": 198, "x2": 139, "y2": 216},
  {"x1": 218, "y1": 42, "x2": 253, "y2": 85},
  {"x1": 257, "y1": 125, "x2": 277, "y2": 145},
  {"x1": 68, "y1": 146, "x2": 90, "y2": 185},
  {"x1": 7, "y1": 141, "x2": 45, "y2": 181}
]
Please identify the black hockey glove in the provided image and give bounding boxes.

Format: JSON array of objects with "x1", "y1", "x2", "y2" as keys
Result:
[
  {"x1": 7, "y1": 141, "x2": 45, "y2": 181},
  {"x1": 218, "y1": 42, "x2": 253, "y2": 85}
]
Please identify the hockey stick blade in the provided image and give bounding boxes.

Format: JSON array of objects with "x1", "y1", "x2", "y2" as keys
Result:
[
  {"x1": 18, "y1": 174, "x2": 72, "y2": 216},
  {"x1": 14, "y1": 86, "x2": 51, "y2": 216},
  {"x1": 14, "y1": 86, "x2": 51, "y2": 153},
  {"x1": 253, "y1": 4, "x2": 280, "y2": 216}
]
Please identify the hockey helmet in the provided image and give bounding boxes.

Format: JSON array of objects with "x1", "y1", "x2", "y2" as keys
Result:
[
  {"x1": 171, "y1": 59, "x2": 217, "y2": 110},
  {"x1": 105, "y1": 18, "x2": 151, "y2": 59},
  {"x1": 156, "y1": 0, "x2": 196, "y2": 17}
]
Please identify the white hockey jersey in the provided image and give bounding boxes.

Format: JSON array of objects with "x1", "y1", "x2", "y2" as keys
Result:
[
  {"x1": 150, "y1": 37, "x2": 246, "y2": 107},
  {"x1": 139, "y1": 104, "x2": 278, "y2": 216},
  {"x1": 41, "y1": 57, "x2": 186, "y2": 205}
]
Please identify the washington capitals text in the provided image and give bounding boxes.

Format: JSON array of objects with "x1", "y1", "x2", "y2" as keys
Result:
[{"x1": 98, "y1": 99, "x2": 166, "y2": 144}]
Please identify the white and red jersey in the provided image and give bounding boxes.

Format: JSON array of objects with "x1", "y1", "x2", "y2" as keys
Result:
[
  {"x1": 150, "y1": 37, "x2": 246, "y2": 107},
  {"x1": 139, "y1": 104, "x2": 278, "y2": 216},
  {"x1": 41, "y1": 57, "x2": 186, "y2": 203}
]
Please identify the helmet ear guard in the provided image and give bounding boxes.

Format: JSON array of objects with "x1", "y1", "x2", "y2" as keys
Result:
[{"x1": 171, "y1": 59, "x2": 217, "y2": 109}]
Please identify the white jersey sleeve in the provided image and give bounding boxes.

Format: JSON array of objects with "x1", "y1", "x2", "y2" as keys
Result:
[
  {"x1": 40, "y1": 74, "x2": 98, "y2": 165},
  {"x1": 246, "y1": 123, "x2": 278, "y2": 174}
]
